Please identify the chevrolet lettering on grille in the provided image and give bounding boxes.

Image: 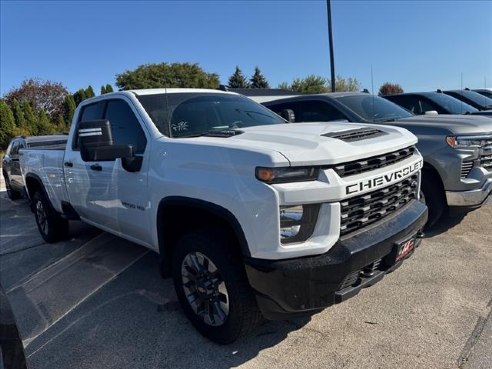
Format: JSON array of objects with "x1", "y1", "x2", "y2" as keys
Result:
[{"x1": 345, "y1": 160, "x2": 422, "y2": 195}]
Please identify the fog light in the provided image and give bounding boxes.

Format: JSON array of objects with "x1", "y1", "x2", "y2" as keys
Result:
[{"x1": 280, "y1": 204, "x2": 320, "y2": 244}]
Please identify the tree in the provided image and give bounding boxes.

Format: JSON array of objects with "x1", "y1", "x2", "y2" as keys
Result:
[
  {"x1": 116, "y1": 62, "x2": 220, "y2": 90},
  {"x1": 85, "y1": 85, "x2": 95, "y2": 98},
  {"x1": 37, "y1": 110, "x2": 54, "y2": 135},
  {"x1": 0, "y1": 101, "x2": 16, "y2": 149},
  {"x1": 3, "y1": 78, "x2": 68, "y2": 121},
  {"x1": 73, "y1": 89, "x2": 87, "y2": 106},
  {"x1": 22, "y1": 101, "x2": 37, "y2": 135},
  {"x1": 63, "y1": 95, "x2": 76, "y2": 126},
  {"x1": 101, "y1": 85, "x2": 107, "y2": 95},
  {"x1": 288, "y1": 75, "x2": 329, "y2": 93},
  {"x1": 105, "y1": 84, "x2": 114, "y2": 93},
  {"x1": 378, "y1": 82, "x2": 404, "y2": 96},
  {"x1": 249, "y1": 67, "x2": 270, "y2": 88},
  {"x1": 227, "y1": 66, "x2": 249, "y2": 88},
  {"x1": 11, "y1": 99, "x2": 26, "y2": 129},
  {"x1": 333, "y1": 76, "x2": 361, "y2": 92}
]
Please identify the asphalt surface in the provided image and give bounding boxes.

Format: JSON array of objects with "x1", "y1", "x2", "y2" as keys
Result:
[{"x1": 0, "y1": 176, "x2": 491, "y2": 369}]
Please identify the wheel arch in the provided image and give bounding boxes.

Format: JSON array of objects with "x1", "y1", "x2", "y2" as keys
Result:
[{"x1": 156, "y1": 196, "x2": 250, "y2": 276}]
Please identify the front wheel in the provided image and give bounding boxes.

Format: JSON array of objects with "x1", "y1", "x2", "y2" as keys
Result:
[
  {"x1": 420, "y1": 170, "x2": 446, "y2": 230},
  {"x1": 172, "y1": 229, "x2": 262, "y2": 344},
  {"x1": 33, "y1": 191, "x2": 69, "y2": 243}
]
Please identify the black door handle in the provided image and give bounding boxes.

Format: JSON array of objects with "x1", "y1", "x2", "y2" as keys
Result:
[
  {"x1": 90, "y1": 164, "x2": 102, "y2": 171},
  {"x1": 64, "y1": 161, "x2": 73, "y2": 167}
]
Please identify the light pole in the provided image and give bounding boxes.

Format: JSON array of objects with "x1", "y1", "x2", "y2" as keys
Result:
[{"x1": 327, "y1": 0, "x2": 336, "y2": 92}]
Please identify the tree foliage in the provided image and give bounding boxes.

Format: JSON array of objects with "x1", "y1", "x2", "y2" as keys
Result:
[
  {"x1": 116, "y1": 63, "x2": 220, "y2": 90},
  {"x1": 278, "y1": 75, "x2": 361, "y2": 94},
  {"x1": 105, "y1": 84, "x2": 114, "y2": 93},
  {"x1": 11, "y1": 99, "x2": 26, "y2": 129},
  {"x1": 22, "y1": 101, "x2": 38, "y2": 135},
  {"x1": 0, "y1": 101, "x2": 16, "y2": 149},
  {"x1": 227, "y1": 66, "x2": 250, "y2": 88},
  {"x1": 378, "y1": 82, "x2": 404, "y2": 96},
  {"x1": 73, "y1": 89, "x2": 87, "y2": 107},
  {"x1": 63, "y1": 95, "x2": 76, "y2": 126},
  {"x1": 249, "y1": 67, "x2": 270, "y2": 88},
  {"x1": 3, "y1": 78, "x2": 68, "y2": 121},
  {"x1": 85, "y1": 85, "x2": 95, "y2": 98}
]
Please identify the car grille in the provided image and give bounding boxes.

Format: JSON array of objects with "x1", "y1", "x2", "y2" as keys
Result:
[
  {"x1": 338, "y1": 259, "x2": 383, "y2": 290},
  {"x1": 340, "y1": 174, "x2": 419, "y2": 236},
  {"x1": 323, "y1": 128, "x2": 386, "y2": 142},
  {"x1": 480, "y1": 154, "x2": 492, "y2": 171},
  {"x1": 461, "y1": 161, "x2": 474, "y2": 178},
  {"x1": 329, "y1": 146, "x2": 416, "y2": 177}
]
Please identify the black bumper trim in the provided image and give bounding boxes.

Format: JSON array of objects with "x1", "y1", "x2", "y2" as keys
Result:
[{"x1": 244, "y1": 200, "x2": 428, "y2": 320}]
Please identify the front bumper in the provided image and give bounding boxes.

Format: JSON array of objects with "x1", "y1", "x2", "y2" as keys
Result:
[
  {"x1": 446, "y1": 178, "x2": 492, "y2": 207},
  {"x1": 244, "y1": 200, "x2": 428, "y2": 320}
]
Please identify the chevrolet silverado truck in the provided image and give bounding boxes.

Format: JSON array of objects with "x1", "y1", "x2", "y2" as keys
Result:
[
  {"x1": 253, "y1": 92, "x2": 492, "y2": 228},
  {"x1": 20, "y1": 89, "x2": 427, "y2": 343}
]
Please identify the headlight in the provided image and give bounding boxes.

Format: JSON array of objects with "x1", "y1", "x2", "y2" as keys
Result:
[
  {"x1": 256, "y1": 166, "x2": 319, "y2": 184},
  {"x1": 280, "y1": 204, "x2": 320, "y2": 244},
  {"x1": 446, "y1": 135, "x2": 492, "y2": 149}
]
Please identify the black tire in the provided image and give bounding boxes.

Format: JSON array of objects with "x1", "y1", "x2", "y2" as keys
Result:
[
  {"x1": 3, "y1": 172, "x2": 21, "y2": 200},
  {"x1": 32, "y1": 191, "x2": 69, "y2": 243},
  {"x1": 420, "y1": 169, "x2": 446, "y2": 230},
  {"x1": 172, "y1": 229, "x2": 262, "y2": 344}
]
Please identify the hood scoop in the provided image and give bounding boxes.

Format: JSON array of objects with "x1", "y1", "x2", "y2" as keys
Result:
[{"x1": 323, "y1": 128, "x2": 387, "y2": 142}]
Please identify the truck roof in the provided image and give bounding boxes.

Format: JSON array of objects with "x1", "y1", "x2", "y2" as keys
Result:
[{"x1": 130, "y1": 88, "x2": 236, "y2": 96}]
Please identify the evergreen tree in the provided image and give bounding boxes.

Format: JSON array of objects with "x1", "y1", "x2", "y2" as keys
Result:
[
  {"x1": 11, "y1": 99, "x2": 26, "y2": 129},
  {"x1": 85, "y1": 85, "x2": 95, "y2": 98},
  {"x1": 227, "y1": 66, "x2": 249, "y2": 88},
  {"x1": 63, "y1": 95, "x2": 76, "y2": 126},
  {"x1": 73, "y1": 89, "x2": 87, "y2": 106},
  {"x1": 249, "y1": 67, "x2": 270, "y2": 88},
  {"x1": 22, "y1": 101, "x2": 37, "y2": 135},
  {"x1": 37, "y1": 110, "x2": 53, "y2": 135},
  {"x1": 105, "y1": 84, "x2": 114, "y2": 93},
  {"x1": 101, "y1": 85, "x2": 107, "y2": 95},
  {"x1": 56, "y1": 115, "x2": 68, "y2": 133},
  {"x1": 0, "y1": 100, "x2": 16, "y2": 149}
]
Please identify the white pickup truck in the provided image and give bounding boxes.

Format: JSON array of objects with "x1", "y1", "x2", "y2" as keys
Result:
[{"x1": 20, "y1": 89, "x2": 427, "y2": 343}]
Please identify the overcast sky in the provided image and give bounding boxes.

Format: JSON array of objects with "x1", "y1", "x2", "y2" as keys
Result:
[{"x1": 1, "y1": 0, "x2": 491, "y2": 95}]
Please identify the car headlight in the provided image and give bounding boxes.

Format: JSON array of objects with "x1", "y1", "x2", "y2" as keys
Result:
[
  {"x1": 446, "y1": 135, "x2": 492, "y2": 149},
  {"x1": 280, "y1": 204, "x2": 320, "y2": 244},
  {"x1": 255, "y1": 166, "x2": 319, "y2": 184}
]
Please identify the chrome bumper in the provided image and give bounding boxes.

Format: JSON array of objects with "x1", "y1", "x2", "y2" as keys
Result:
[{"x1": 446, "y1": 178, "x2": 492, "y2": 207}]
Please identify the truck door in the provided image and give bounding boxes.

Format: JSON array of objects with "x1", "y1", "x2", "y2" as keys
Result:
[{"x1": 64, "y1": 98, "x2": 152, "y2": 245}]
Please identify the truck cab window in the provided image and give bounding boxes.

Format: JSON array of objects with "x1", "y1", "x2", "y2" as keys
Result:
[{"x1": 104, "y1": 100, "x2": 147, "y2": 155}]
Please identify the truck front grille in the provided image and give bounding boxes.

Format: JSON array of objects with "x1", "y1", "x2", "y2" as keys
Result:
[
  {"x1": 330, "y1": 146, "x2": 416, "y2": 177},
  {"x1": 480, "y1": 154, "x2": 492, "y2": 171},
  {"x1": 340, "y1": 174, "x2": 419, "y2": 236},
  {"x1": 461, "y1": 161, "x2": 474, "y2": 178}
]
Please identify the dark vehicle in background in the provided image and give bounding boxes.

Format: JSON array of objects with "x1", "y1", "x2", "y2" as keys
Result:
[
  {"x1": 473, "y1": 88, "x2": 492, "y2": 99},
  {"x1": 443, "y1": 89, "x2": 492, "y2": 111},
  {"x1": 383, "y1": 91, "x2": 492, "y2": 118},
  {"x1": 253, "y1": 92, "x2": 492, "y2": 228},
  {"x1": 2, "y1": 135, "x2": 67, "y2": 200}
]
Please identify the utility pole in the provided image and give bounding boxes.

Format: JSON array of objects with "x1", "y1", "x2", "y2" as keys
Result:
[{"x1": 327, "y1": 0, "x2": 336, "y2": 92}]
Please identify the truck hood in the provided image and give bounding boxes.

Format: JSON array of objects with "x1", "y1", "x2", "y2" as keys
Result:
[
  {"x1": 396, "y1": 114, "x2": 492, "y2": 135},
  {"x1": 212, "y1": 122, "x2": 417, "y2": 166}
]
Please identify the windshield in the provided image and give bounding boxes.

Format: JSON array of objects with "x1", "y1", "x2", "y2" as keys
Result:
[
  {"x1": 452, "y1": 90, "x2": 492, "y2": 108},
  {"x1": 335, "y1": 95, "x2": 413, "y2": 122},
  {"x1": 428, "y1": 93, "x2": 478, "y2": 114},
  {"x1": 137, "y1": 93, "x2": 284, "y2": 138}
]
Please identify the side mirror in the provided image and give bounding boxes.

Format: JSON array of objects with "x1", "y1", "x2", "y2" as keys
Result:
[
  {"x1": 279, "y1": 109, "x2": 296, "y2": 123},
  {"x1": 78, "y1": 120, "x2": 134, "y2": 162},
  {"x1": 424, "y1": 110, "x2": 439, "y2": 115}
]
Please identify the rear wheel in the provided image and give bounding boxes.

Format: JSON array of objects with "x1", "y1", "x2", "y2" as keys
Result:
[
  {"x1": 3, "y1": 172, "x2": 21, "y2": 200},
  {"x1": 172, "y1": 229, "x2": 262, "y2": 344},
  {"x1": 420, "y1": 170, "x2": 446, "y2": 230},
  {"x1": 33, "y1": 191, "x2": 69, "y2": 243}
]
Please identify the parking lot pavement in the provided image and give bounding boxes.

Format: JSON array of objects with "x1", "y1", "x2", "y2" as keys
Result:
[{"x1": 0, "y1": 181, "x2": 491, "y2": 369}]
